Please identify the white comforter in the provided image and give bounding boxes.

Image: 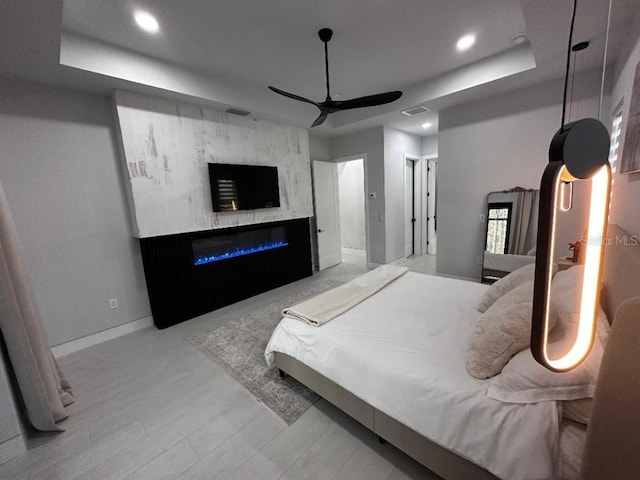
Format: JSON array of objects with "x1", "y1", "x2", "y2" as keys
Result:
[{"x1": 265, "y1": 272, "x2": 560, "y2": 480}]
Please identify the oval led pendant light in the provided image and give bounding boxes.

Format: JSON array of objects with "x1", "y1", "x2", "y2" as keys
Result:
[
  {"x1": 531, "y1": 0, "x2": 613, "y2": 372},
  {"x1": 532, "y1": 120, "x2": 611, "y2": 372}
]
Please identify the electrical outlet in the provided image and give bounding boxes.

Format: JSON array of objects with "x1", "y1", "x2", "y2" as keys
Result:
[
  {"x1": 109, "y1": 298, "x2": 118, "y2": 310},
  {"x1": 479, "y1": 214, "x2": 486, "y2": 223}
]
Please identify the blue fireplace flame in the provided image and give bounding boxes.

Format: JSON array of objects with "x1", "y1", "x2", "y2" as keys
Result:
[{"x1": 194, "y1": 241, "x2": 289, "y2": 266}]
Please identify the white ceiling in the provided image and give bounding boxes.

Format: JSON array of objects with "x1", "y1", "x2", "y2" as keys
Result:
[
  {"x1": 0, "y1": 0, "x2": 639, "y2": 137},
  {"x1": 62, "y1": 0, "x2": 527, "y2": 101}
]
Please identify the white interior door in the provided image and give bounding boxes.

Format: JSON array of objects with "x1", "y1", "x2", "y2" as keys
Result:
[
  {"x1": 427, "y1": 159, "x2": 438, "y2": 254},
  {"x1": 405, "y1": 159, "x2": 414, "y2": 257},
  {"x1": 313, "y1": 161, "x2": 342, "y2": 270}
]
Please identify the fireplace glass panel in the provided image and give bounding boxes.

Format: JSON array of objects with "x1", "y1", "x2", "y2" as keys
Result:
[{"x1": 192, "y1": 226, "x2": 288, "y2": 266}]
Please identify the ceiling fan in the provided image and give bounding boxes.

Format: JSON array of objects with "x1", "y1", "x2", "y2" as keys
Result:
[{"x1": 269, "y1": 28, "x2": 403, "y2": 128}]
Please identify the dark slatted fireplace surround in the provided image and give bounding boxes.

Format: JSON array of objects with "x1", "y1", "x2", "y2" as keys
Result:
[{"x1": 140, "y1": 218, "x2": 312, "y2": 328}]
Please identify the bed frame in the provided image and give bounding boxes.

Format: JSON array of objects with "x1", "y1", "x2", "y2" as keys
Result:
[
  {"x1": 274, "y1": 224, "x2": 640, "y2": 480},
  {"x1": 582, "y1": 224, "x2": 640, "y2": 479}
]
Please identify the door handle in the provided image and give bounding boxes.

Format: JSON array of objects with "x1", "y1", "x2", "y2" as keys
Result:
[{"x1": 317, "y1": 229, "x2": 324, "y2": 233}]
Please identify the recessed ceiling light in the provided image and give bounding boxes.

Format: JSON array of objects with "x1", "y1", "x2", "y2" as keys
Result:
[
  {"x1": 421, "y1": 122, "x2": 432, "y2": 129},
  {"x1": 134, "y1": 10, "x2": 159, "y2": 34},
  {"x1": 456, "y1": 34, "x2": 476, "y2": 51}
]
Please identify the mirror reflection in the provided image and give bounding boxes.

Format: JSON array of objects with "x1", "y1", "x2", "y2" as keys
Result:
[{"x1": 482, "y1": 188, "x2": 539, "y2": 284}]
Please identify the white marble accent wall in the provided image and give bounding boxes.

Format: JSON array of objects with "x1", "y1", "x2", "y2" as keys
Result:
[{"x1": 113, "y1": 91, "x2": 313, "y2": 238}]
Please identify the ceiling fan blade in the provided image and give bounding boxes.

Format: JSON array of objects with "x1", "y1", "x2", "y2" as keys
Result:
[
  {"x1": 268, "y1": 86, "x2": 318, "y2": 106},
  {"x1": 311, "y1": 111, "x2": 329, "y2": 128},
  {"x1": 334, "y1": 91, "x2": 403, "y2": 110}
]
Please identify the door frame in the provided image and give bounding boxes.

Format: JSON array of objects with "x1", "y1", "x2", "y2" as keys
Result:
[
  {"x1": 404, "y1": 153, "x2": 422, "y2": 258},
  {"x1": 332, "y1": 153, "x2": 371, "y2": 269},
  {"x1": 423, "y1": 154, "x2": 438, "y2": 255}
]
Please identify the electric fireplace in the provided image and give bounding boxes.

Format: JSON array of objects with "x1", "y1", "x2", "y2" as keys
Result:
[
  {"x1": 139, "y1": 219, "x2": 312, "y2": 328},
  {"x1": 192, "y1": 226, "x2": 288, "y2": 266}
]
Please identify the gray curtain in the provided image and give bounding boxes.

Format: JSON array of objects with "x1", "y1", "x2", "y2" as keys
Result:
[
  {"x1": 0, "y1": 179, "x2": 73, "y2": 431},
  {"x1": 510, "y1": 190, "x2": 537, "y2": 255}
]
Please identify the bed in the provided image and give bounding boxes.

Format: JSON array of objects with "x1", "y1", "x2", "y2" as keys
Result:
[{"x1": 265, "y1": 224, "x2": 640, "y2": 480}]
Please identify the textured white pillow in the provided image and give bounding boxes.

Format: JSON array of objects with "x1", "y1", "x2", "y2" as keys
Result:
[
  {"x1": 476, "y1": 263, "x2": 536, "y2": 313},
  {"x1": 487, "y1": 265, "x2": 609, "y2": 403},
  {"x1": 466, "y1": 281, "x2": 557, "y2": 379}
]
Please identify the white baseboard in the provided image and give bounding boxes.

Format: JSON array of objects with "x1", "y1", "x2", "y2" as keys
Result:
[
  {"x1": 51, "y1": 316, "x2": 154, "y2": 358},
  {"x1": 0, "y1": 435, "x2": 25, "y2": 466}
]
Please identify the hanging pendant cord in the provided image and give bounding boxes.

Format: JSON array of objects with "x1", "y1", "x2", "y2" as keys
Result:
[
  {"x1": 598, "y1": 0, "x2": 613, "y2": 121},
  {"x1": 569, "y1": 51, "x2": 577, "y2": 122},
  {"x1": 324, "y1": 41, "x2": 331, "y2": 100},
  {"x1": 561, "y1": 0, "x2": 578, "y2": 130}
]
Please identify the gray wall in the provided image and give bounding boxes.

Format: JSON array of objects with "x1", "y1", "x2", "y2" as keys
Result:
[
  {"x1": 309, "y1": 134, "x2": 331, "y2": 162},
  {"x1": 315, "y1": 127, "x2": 423, "y2": 264},
  {"x1": 421, "y1": 135, "x2": 438, "y2": 157},
  {"x1": 0, "y1": 78, "x2": 151, "y2": 346},
  {"x1": 331, "y1": 127, "x2": 386, "y2": 264},
  {"x1": 383, "y1": 128, "x2": 422, "y2": 262},
  {"x1": 437, "y1": 70, "x2": 608, "y2": 279},
  {"x1": 609, "y1": 12, "x2": 640, "y2": 237}
]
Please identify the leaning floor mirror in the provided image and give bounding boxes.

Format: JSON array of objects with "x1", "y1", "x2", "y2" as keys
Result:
[{"x1": 482, "y1": 187, "x2": 539, "y2": 284}]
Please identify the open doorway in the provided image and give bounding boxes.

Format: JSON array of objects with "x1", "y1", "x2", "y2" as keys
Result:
[
  {"x1": 337, "y1": 158, "x2": 366, "y2": 267},
  {"x1": 400, "y1": 154, "x2": 437, "y2": 275},
  {"x1": 312, "y1": 156, "x2": 369, "y2": 271}
]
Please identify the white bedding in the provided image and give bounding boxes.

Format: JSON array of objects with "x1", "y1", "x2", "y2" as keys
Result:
[
  {"x1": 559, "y1": 420, "x2": 587, "y2": 480},
  {"x1": 265, "y1": 272, "x2": 561, "y2": 480},
  {"x1": 282, "y1": 265, "x2": 408, "y2": 326}
]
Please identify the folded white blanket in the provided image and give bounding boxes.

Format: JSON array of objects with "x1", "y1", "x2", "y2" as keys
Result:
[{"x1": 282, "y1": 265, "x2": 409, "y2": 326}]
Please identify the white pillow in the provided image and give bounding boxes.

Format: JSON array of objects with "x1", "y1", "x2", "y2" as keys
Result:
[
  {"x1": 466, "y1": 281, "x2": 558, "y2": 379},
  {"x1": 486, "y1": 343, "x2": 602, "y2": 403},
  {"x1": 487, "y1": 265, "x2": 609, "y2": 403},
  {"x1": 476, "y1": 263, "x2": 536, "y2": 313}
]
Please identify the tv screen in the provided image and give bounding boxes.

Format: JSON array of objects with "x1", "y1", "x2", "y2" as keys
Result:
[{"x1": 208, "y1": 163, "x2": 280, "y2": 212}]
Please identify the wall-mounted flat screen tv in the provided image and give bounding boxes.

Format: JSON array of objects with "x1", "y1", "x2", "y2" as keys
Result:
[{"x1": 208, "y1": 163, "x2": 280, "y2": 212}]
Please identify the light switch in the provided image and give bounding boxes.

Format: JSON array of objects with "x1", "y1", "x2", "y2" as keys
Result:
[{"x1": 479, "y1": 214, "x2": 486, "y2": 223}]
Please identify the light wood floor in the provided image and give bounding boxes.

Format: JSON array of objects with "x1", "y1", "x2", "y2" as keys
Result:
[{"x1": 1, "y1": 261, "x2": 443, "y2": 480}]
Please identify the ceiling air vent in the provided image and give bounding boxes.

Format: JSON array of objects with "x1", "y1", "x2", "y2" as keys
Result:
[
  {"x1": 225, "y1": 108, "x2": 251, "y2": 116},
  {"x1": 401, "y1": 105, "x2": 431, "y2": 117}
]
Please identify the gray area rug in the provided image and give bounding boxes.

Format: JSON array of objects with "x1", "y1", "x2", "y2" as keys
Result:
[{"x1": 187, "y1": 279, "x2": 342, "y2": 425}]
